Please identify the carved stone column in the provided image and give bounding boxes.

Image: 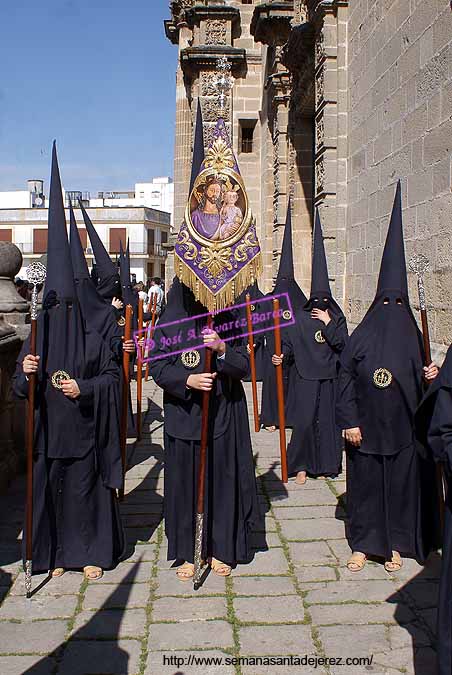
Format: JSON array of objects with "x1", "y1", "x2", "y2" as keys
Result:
[
  {"x1": 308, "y1": 0, "x2": 349, "y2": 304},
  {"x1": 0, "y1": 242, "x2": 29, "y2": 494}
]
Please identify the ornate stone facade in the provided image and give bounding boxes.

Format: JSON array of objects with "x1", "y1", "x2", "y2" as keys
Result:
[{"x1": 166, "y1": 0, "x2": 452, "y2": 355}]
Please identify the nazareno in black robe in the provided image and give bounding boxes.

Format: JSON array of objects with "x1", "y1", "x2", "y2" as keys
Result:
[
  {"x1": 415, "y1": 345, "x2": 452, "y2": 675},
  {"x1": 284, "y1": 210, "x2": 348, "y2": 478},
  {"x1": 259, "y1": 204, "x2": 307, "y2": 429},
  {"x1": 151, "y1": 279, "x2": 259, "y2": 565},
  {"x1": 336, "y1": 182, "x2": 440, "y2": 562},
  {"x1": 12, "y1": 144, "x2": 124, "y2": 574},
  {"x1": 234, "y1": 280, "x2": 265, "y2": 382}
]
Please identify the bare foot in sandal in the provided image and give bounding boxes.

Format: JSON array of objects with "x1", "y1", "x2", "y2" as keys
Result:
[
  {"x1": 264, "y1": 425, "x2": 276, "y2": 432},
  {"x1": 51, "y1": 568, "x2": 65, "y2": 578},
  {"x1": 84, "y1": 565, "x2": 103, "y2": 580},
  {"x1": 295, "y1": 471, "x2": 307, "y2": 485},
  {"x1": 384, "y1": 551, "x2": 403, "y2": 573},
  {"x1": 347, "y1": 552, "x2": 367, "y2": 572},
  {"x1": 176, "y1": 562, "x2": 195, "y2": 581},
  {"x1": 210, "y1": 557, "x2": 232, "y2": 577}
]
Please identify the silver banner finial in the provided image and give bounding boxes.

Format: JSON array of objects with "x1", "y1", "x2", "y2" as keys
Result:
[
  {"x1": 409, "y1": 254, "x2": 430, "y2": 311},
  {"x1": 26, "y1": 262, "x2": 47, "y2": 320},
  {"x1": 215, "y1": 56, "x2": 234, "y2": 111}
]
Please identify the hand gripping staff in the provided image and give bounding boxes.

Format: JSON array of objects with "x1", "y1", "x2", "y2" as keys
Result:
[
  {"x1": 273, "y1": 297, "x2": 288, "y2": 483},
  {"x1": 145, "y1": 292, "x2": 158, "y2": 382},
  {"x1": 245, "y1": 293, "x2": 260, "y2": 432},
  {"x1": 25, "y1": 261, "x2": 47, "y2": 598},
  {"x1": 193, "y1": 315, "x2": 214, "y2": 589}
]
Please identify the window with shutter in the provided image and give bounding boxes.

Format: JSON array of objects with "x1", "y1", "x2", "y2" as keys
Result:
[
  {"x1": 33, "y1": 229, "x2": 48, "y2": 253},
  {"x1": 0, "y1": 229, "x2": 12, "y2": 242},
  {"x1": 109, "y1": 228, "x2": 126, "y2": 254}
]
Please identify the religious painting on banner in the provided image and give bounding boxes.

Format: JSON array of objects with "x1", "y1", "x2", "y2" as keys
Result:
[{"x1": 175, "y1": 117, "x2": 262, "y2": 311}]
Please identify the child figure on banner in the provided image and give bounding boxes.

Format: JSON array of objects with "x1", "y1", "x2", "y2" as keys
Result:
[{"x1": 217, "y1": 189, "x2": 243, "y2": 240}]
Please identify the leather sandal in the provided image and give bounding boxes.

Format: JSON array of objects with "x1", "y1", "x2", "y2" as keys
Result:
[
  {"x1": 384, "y1": 551, "x2": 403, "y2": 573},
  {"x1": 84, "y1": 565, "x2": 103, "y2": 580},
  {"x1": 210, "y1": 557, "x2": 232, "y2": 577},
  {"x1": 51, "y1": 568, "x2": 65, "y2": 578},
  {"x1": 176, "y1": 562, "x2": 195, "y2": 581},
  {"x1": 346, "y1": 552, "x2": 367, "y2": 572},
  {"x1": 295, "y1": 471, "x2": 307, "y2": 485}
]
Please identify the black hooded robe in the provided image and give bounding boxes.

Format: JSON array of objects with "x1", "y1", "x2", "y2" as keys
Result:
[
  {"x1": 415, "y1": 345, "x2": 452, "y2": 675},
  {"x1": 284, "y1": 312, "x2": 348, "y2": 478},
  {"x1": 13, "y1": 308, "x2": 125, "y2": 573},
  {"x1": 151, "y1": 285, "x2": 259, "y2": 565},
  {"x1": 13, "y1": 143, "x2": 125, "y2": 574},
  {"x1": 336, "y1": 297, "x2": 439, "y2": 562}
]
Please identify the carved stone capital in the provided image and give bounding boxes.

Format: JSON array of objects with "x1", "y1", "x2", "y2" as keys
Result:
[{"x1": 251, "y1": 1, "x2": 295, "y2": 46}]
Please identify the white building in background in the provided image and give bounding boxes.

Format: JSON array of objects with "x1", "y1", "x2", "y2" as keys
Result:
[
  {"x1": 90, "y1": 177, "x2": 174, "y2": 226},
  {"x1": 0, "y1": 179, "x2": 172, "y2": 283}
]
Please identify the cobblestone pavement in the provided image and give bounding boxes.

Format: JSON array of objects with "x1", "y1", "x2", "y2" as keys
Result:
[{"x1": 0, "y1": 380, "x2": 441, "y2": 675}]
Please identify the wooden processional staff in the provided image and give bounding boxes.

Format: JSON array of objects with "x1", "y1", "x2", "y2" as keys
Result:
[{"x1": 24, "y1": 261, "x2": 47, "y2": 598}]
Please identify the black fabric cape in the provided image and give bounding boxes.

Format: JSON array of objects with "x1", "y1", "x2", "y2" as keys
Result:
[{"x1": 151, "y1": 282, "x2": 259, "y2": 564}]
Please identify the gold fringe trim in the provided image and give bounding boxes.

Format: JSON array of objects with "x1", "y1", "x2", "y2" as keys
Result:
[{"x1": 175, "y1": 252, "x2": 263, "y2": 313}]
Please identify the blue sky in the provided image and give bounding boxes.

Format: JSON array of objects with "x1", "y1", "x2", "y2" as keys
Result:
[{"x1": 0, "y1": 0, "x2": 177, "y2": 194}]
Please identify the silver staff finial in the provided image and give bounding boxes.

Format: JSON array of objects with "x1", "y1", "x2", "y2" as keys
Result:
[
  {"x1": 409, "y1": 254, "x2": 430, "y2": 311},
  {"x1": 26, "y1": 261, "x2": 47, "y2": 321},
  {"x1": 214, "y1": 56, "x2": 234, "y2": 111},
  {"x1": 409, "y1": 253, "x2": 430, "y2": 276}
]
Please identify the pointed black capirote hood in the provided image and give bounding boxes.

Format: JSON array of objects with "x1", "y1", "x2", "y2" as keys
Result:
[
  {"x1": 189, "y1": 101, "x2": 205, "y2": 194},
  {"x1": 376, "y1": 181, "x2": 408, "y2": 297},
  {"x1": 69, "y1": 200, "x2": 89, "y2": 280},
  {"x1": 276, "y1": 202, "x2": 295, "y2": 283},
  {"x1": 44, "y1": 141, "x2": 75, "y2": 302},
  {"x1": 310, "y1": 209, "x2": 331, "y2": 296},
  {"x1": 79, "y1": 200, "x2": 117, "y2": 279},
  {"x1": 80, "y1": 199, "x2": 120, "y2": 301}
]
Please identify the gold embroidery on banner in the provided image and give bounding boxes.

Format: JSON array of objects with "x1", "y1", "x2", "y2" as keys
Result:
[
  {"x1": 204, "y1": 138, "x2": 234, "y2": 172},
  {"x1": 198, "y1": 246, "x2": 233, "y2": 278}
]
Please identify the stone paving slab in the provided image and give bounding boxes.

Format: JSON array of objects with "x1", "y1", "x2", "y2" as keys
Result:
[
  {"x1": 152, "y1": 596, "x2": 227, "y2": 622},
  {"x1": 233, "y1": 595, "x2": 305, "y2": 624},
  {"x1": 239, "y1": 624, "x2": 314, "y2": 655},
  {"x1": 0, "y1": 593, "x2": 79, "y2": 620},
  {"x1": 279, "y1": 517, "x2": 345, "y2": 541},
  {"x1": 83, "y1": 581, "x2": 151, "y2": 610},
  {"x1": 0, "y1": 655, "x2": 56, "y2": 675},
  {"x1": 72, "y1": 608, "x2": 147, "y2": 639},
  {"x1": 148, "y1": 620, "x2": 234, "y2": 650},
  {"x1": 57, "y1": 639, "x2": 142, "y2": 675},
  {"x1": 232, "y1": 575, "x2": 296, "y2": 597},
  {"x1": 9, "y1": 570, "x2": 84, "y2": 596},
  {"x1": 0, "y1": 618, "x2": 68, "y2": 653}
]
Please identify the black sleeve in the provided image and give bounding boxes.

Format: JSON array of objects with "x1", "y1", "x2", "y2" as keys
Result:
[
  {"x1": 216, "y1": 344, "x2": 250, "y2": 380},
  {"x1": 323, "y1": 315, "x2": 349, "y2": 353},
  {"x1": 336, "y1": 346, "x2": 360, "y2": 429},
  {"x1": 77, "y1": 354, "x2": 120, "y2": 406}
]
